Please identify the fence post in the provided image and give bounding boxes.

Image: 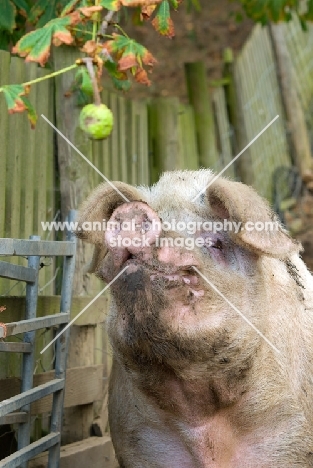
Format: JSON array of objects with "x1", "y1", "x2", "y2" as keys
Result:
[
  {"x1": 185, "y1": 62, "x2": 218, "y2": 168},
  {"x1": 148, "y1": 97, "x2": 184, "y2": 175},
  {"x1": 222, "y1": 48, "x2": 238, "y2": 157},
  {"x1": 270, "y1": 23, "x2": 313, "y2": 176}
]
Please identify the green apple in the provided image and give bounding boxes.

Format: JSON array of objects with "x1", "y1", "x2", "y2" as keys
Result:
[{"x1": 79, "y1": 103, "x2": 113, "y2": 140}]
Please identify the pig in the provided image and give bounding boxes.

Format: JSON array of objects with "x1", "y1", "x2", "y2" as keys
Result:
[{"x1": 76, "y1": 169, "x2": 313, "y2": 468}]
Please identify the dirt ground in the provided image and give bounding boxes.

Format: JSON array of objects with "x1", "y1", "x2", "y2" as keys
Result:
[{"x1": 124, "y1": 0, "x2": 254, "y2": 101}]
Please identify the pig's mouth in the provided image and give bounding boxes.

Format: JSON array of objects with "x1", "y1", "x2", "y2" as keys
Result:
[{"x1": 118, "y1": 255, "x2": 204, "y2": 296}]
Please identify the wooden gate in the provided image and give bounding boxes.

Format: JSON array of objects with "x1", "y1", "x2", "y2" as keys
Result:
[{"x1": 0, "y1": 211, "x2": 76, "y2": 468}]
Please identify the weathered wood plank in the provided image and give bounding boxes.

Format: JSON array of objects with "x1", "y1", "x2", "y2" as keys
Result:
[
  {"x1": 29, "y1": 435, "x2": 117, "y2": 468},
  {"x1": 0, "y1": 379, "x2": 64, "y2": 417},
  {"x1": 178, "y1": 104, "x2": 199, "y2": 170},
  {"x1": 118, "y1": 95, "x2": 128, "y2": 183},
  {"x1": 0, "y1": 50, "x2": 10, "y2": 238},
  {"x1": 148, "y1": 97, "x2": 184, "y2": 174},
  {"x1": 136, "y1": 101, "x2": 149, "y2": 185},
  {"x1": 0, "y1": 239, "x2": 75, "y2": 256},
  {"x1": 0, "y1": 365, "x2": 103, "y2": 415},
  {"x1": 109, "y1": 93, "x2": 120, "y2": 181},
  {"x1": 0, "y1": 342, "x2": 32, "y2": 353},
  {"x1": 0, "y1": 313, "x2": 70, "y2": 338},
  {"x1": 0, "y1": 411, "x2": 28, "y2": 425},
  {"x1": 211, "y1": 88, "x2": 234, "y2": 178},
  {"x1": 185, "y1": 61, "x2": 218, "y2": 168},
  {"x1": 0, "y1": 261, "x2": 36, "y2": 283},
  {"x1": 0, "y1": 295, "x2": 109, "y2": 326},
  {"x1": 20, "y1": 63, "x2": 38, "y2": 244},
  {"x1": 0, "y1": 432, "x2": 60, "y2": 468}
]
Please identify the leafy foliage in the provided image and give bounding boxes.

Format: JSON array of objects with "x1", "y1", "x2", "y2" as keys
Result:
[
  {"x1": 1, "y1": 0, "x2": 313, "y2": 128},
  {"x1": 1, "y1": 84, "x2": 37, "y2": 127},
  {"x1": 12, "y1": 14, "x2": 81, "y2": 65},
  {"x1": 104, "y1": 33, "x2": 157, "y2": 85}
]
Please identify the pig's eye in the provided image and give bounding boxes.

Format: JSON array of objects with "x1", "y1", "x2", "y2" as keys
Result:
[{"x1": 212, "y1": 239, "x2": 223, "y2": 250}]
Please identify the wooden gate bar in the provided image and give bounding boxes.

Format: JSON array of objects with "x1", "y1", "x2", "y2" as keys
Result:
[
  {"x1": 0, "y1": 378, "x2": 65, "y2": 417},
  {"x1": 0, "y1": 342, "x2": 32, "y2": 353},
  {"x1": 0, "y1": 261, "x2": 36, "y2": 283},
  {"x1": 0, "y1": 212, "x2": 77, "y2": 467},
  {"x1": 0, "y1": 239, "x2": 76, "y2": 256},
  {"x1": 0, "y1": 313, "x2": 70, "y2": 338},
  {"x1": 0, "y1": 432, "x2": 60, "y2": 468},
  {"x1": 0, "y1": 412, "x2": 28, "y2": 425}
]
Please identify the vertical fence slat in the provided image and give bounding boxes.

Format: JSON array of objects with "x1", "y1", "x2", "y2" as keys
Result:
[
  {"x1": 109, "y1": 93, "x2": 120, "y2": 181},
  {"x1": 185, "y1": 61, "x2": 218, "y2": 168},
  {"x1": 0, "y1": 51, "x2": 10, "y2": 239},
  {"x1": 178, "y1": 104, "x2": 199, "y2": 170},
  {"x1": 118, "y1": 95, "x2": 129, "y2": 183}
]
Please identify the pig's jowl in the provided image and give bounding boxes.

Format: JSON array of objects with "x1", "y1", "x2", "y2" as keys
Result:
[{"x1": 77, "y1": 170, "x2": 313, "y2": 468}]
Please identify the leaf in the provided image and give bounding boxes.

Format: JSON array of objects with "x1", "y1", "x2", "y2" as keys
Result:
[
  {"x1": 0, "y1": 0, "x2": 16, "y2": 33},
  {"x1": 60, "y1": 0, "x2": 81, "y2": 16},
  {"x1": 0, "y1": 31, "x2": 11, "y2": 51},
  {"x1": 269, "y1": 0, "x2": 285, "y2": 22},
  {"x1": 13, "y1": 0, "x2": 30, "y2": 16},
  {"x1": 29, "y1": 0, "x2": 54, "y2": 25},
  {"x1": 121, "y1": 0, "x2": 162, "y2": 5},
  {"x1": 12, "y1": 15, "x2": 79, "y2": 66},
  {"x1": 303, "y1": 0, "x2": 313, "y2": 20},
  {"x1": 75, "y1": 67, "x2": 94, "y2": 95},
  {"x1": 2, "y1": 84, "x2": 38, "y2": 128},
  {"x1": 100, "y1": 0, "x2": 121, "y2": 10},
  {"x1": 36, "y1": 1, "x2": 58, "y2": 28},
  {"x1": 135, "y1": 68, "x2": 150, "y2": 85},
  {"x1": 105, "y1": 60, "x2": 131, "y2": 91},
  {"x1": 169, "y1": 0, "x2": 181, "y2": 9},
  {"x1": 79, "y1": 5, "x2": 103, "y2": 17},
  {"x1": 152, "y1": 0, "x2": 174, "y2": 37},
  {"x1": 20, "y1": 95, "x2": 38, "y2": 128}
]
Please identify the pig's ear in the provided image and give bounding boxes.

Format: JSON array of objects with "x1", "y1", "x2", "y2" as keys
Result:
[
  {"x1": 207, "y1": 178, "x2": 301, "y2": 259},
  {"x1": 76, "y1": 181, "x2": 144, "y2": 246}
]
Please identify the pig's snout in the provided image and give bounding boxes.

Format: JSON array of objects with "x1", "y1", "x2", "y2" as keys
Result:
[{"x1": 105, "y1": 202, "x2": 161, "y2": 262}]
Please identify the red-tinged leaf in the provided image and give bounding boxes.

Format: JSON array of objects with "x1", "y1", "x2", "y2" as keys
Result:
[
  {"x1": 0, "y1": 0, "x2": 16, "y2": 33},
  {"x1": 52, "y1": 29, "x2": 74, "y2": 46},
  {"x1": 20, "y1": 95, "x2": 38, "y2": 128},
  {"x1": 12, "y1": 16, "x2": 77, "y2": 66},
  {"x1": 121, "y1": 0, "x2": 162, "y2": 5},
  {"x1": 2, "y1": 84, "x2": 26, "y2": 111},
  {"x1": 103, "y1": 34, "x2": 156, "y2": 87},
  {"x1": 2, "y1": 84, "x2": 38, "y2": 127},
  {"x1": 81, "y1": 39, "x2": 98, "y2": 55},
  {"x1": 141, "y1": 4, "x2": 157, "y2": 18},
  {"x1": 152, "y1": 0, "x2": 174, "y2": 37},
  {"x1": 135, "y1": 68, "x2": 151, "y2": 85},
  {"x1": 79, "y1": 5, "x2": 103, "y2": 17},
  {"x1": 99, "y1": 0, "x2": 121, "y2": 11},
  {"x1": 142, "y1": 50, "x2": 157, "y2": 66},
  {"x1": 118, "y1": 53, "x2": 137, "y2": 71}
]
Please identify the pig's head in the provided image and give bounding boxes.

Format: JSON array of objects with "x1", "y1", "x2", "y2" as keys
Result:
[{"x1": 77, "y1": 170, "x2": 301, "y2": 375}]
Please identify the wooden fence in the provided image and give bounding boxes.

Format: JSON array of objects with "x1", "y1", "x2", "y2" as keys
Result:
[{"x1": 1, "y1": 15, "x2": 313, "y2": 465}]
